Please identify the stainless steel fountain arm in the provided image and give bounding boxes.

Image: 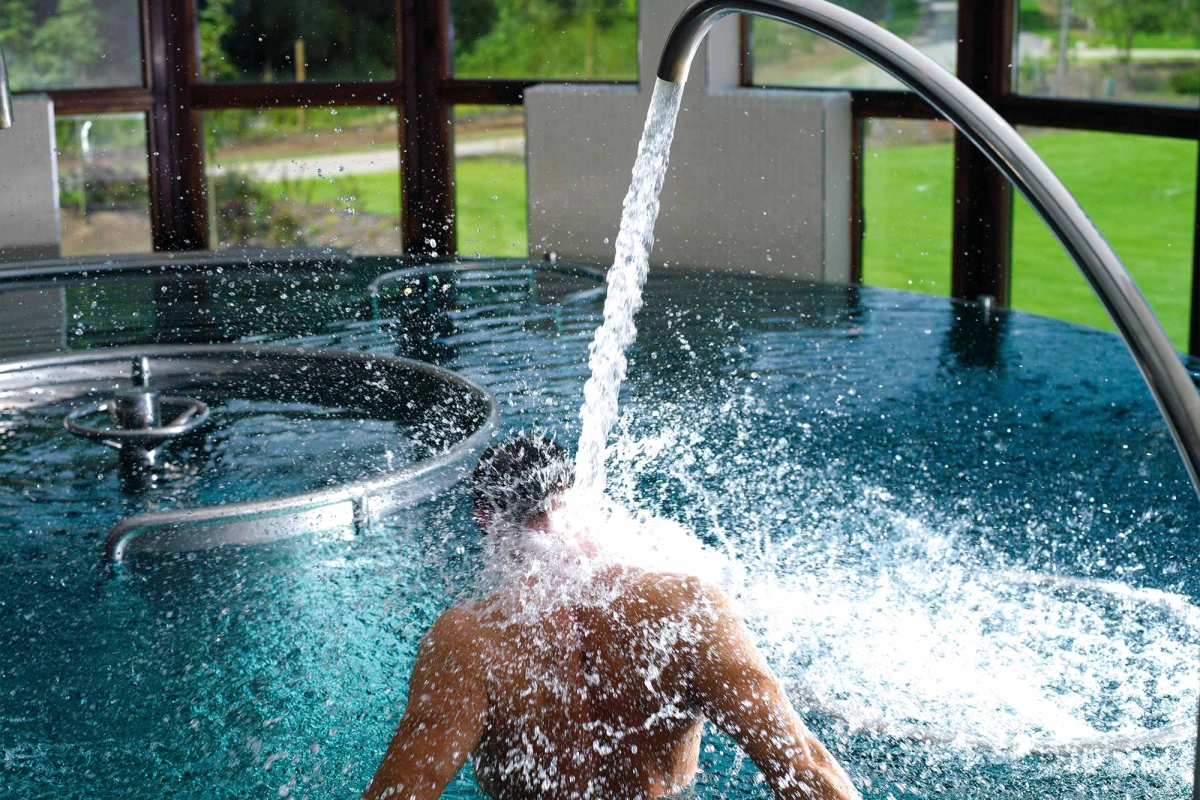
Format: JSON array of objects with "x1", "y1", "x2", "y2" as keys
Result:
[
  {"x1": 0, "y1": 44, "x2": 13, "y2": 129},
  {"x1": 659, "y1": 0, "x2": 1200, "y2": 500}
]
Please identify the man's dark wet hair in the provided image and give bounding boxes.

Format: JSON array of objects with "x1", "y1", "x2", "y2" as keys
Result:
[{"x1": 472, "y1": 433, "x2": 575, "y2": 526}]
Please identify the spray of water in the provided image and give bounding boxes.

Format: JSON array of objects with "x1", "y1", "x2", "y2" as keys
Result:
[
  {"x1": 574, "y1": 79, "x2": 686, "y2": 499},
  {"x1": 596, "y1": 396, "x2": 1200, "y2": 767}
]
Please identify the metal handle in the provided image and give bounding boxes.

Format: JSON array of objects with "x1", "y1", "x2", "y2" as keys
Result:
[
  {"x1": 0, "y1": 44, "x2": 13, "y2": 130},
  {"x1": 65, "y1": 396, "x2": 210, "y2": 444},
  {"x1": 659, "y1": 0, "x2": 1200, "y2": 500}
]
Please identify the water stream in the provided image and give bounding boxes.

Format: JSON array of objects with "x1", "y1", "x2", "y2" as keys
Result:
[{"x1": 574, "y1": 78, "x2": 685, "y2": 497}]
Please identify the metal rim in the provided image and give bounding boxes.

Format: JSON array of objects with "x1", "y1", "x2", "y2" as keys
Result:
[
  {"x1": 366, "y1": 258, "x2": 606, "y2": 299},
  {"x1": 64, "y1": 396, "x2": 210, "y2": 443},
  {"x1": 0, "y1": 344, "x2": 498, "y2": 564}
]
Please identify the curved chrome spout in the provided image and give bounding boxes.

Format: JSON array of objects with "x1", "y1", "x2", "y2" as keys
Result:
[
  {"x1": 0, "y1": 44, "x2": 12, "y2": 129},
  {"x1": 659, "y1": 0, "x2": 1200, "y2": 504}
]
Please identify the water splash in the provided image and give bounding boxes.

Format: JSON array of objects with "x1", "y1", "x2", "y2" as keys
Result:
[
  {"x1": 574, "y1": 79, "x2": 685, "y2": 499},
  {"x1": 597, "y1": 395, "x2": 1200, "y2": 765}
]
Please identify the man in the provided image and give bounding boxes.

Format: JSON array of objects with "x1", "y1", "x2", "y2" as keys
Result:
[{"x1": 362, "y1": 434, "x2": 859, "y2": 800}]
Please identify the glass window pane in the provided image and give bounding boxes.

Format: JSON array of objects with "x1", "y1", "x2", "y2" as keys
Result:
[
  {"x1": 862, "y1": 118, "x2": 954, "y2": 294},
  {"x1": 1015, "y1": 0, "x2": 1200, "y2": 106},
  {"x1": 1012, "y1": 128, "x2": 1197, "y2": 350},
  {"x1": 197, "y1": 0, "x2": 395, "y2": 82},
  {"x1": 3, "y1": 0, "x2": 142, "y2": 90},
  {"x1": 204, "y1": 107, "x2": 401, "y2": 255},
  {"x1": 452, "y1": 0, "x2": 637, "y2": 80},
  {"x1": 751, "y1": 1, "x2": 957, "y2": 89},
  {"x1": 454, "y1": 106, "x2": 527, "y2": 257},
  {"x1": 57, "y1": 113, "x2": 152, "y2": 256}
]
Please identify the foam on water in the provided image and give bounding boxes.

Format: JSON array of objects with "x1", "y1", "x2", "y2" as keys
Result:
[{"x1": 575, "y1": 78, "x2": 685, "y2": 499}]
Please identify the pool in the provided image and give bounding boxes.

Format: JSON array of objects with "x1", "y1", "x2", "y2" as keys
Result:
[{"x1": 1, "y1": 257, "x2": 1197, "y2": 799}]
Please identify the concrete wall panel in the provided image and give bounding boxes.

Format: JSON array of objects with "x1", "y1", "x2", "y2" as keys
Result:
[{"x1": 526, "y1": 0, "x2": 852, "y2": 281}]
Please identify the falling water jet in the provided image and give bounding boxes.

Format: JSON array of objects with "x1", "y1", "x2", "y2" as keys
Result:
[{"x1": 574, "y1": 78, "x2": 686, "y2": 501}]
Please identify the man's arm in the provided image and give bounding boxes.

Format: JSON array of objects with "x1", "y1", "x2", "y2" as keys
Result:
[
  {"x1": 686, "y1": 583, "x2": 860, "y2": 800},
  {"x1": 361, "y1": 609, "x2": 488, "y2": 800}
]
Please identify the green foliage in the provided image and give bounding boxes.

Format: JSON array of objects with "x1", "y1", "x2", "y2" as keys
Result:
[
  {"x1": 0, "y1": 0, "x2": 141, "y2": 90},
  {"x1": 1019, "y1": 0, "x2": 1051, "y2": 33},
  {"x1": 0, "y1": 0, "x2": 34, "y2": 49},
  {"x1": 454, "y1": 0, "x2": 637, "y2": 79},
  {"x1": 199, "y1": 0, "x2": 238, "y2": 81},
  {"x1": 196, "y1": 0, "x2": 394, "y2": 81},
  {"x1": 1075, "y1": 0, "x2": 1195, "y2": 59},
  {"x1": 751, "y1": 0, "x2": 921, "y2": 72},
  {"x1": 211, "y1": 174, "x2": 306, "y2": 248},
  {"x1": 29, "y1": 0, "x2": 101, "y2": 85},
  {"x1": 454, "y1": 0, "x2": 500, "y2": 54},
  {"x1": 1171, "y1": 64, "x2": 1200, "y2": 93}
]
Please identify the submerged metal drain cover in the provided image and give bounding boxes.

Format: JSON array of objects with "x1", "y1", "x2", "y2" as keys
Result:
[{"x1": 0, "y1": 344, "x2": 497, "y2": 564}]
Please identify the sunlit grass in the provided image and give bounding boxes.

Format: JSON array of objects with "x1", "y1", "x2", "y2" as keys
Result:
[{"x1": 863, "y1": 130, "x2": 1198, "y2": 350}]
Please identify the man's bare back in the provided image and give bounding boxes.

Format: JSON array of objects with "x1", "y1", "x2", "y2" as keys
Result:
[
  {"x1": 363, "y1": 564, "x2": 857, "y2": 800},
  {"x1": 361, "y1": 435, "x2": 858, "y2": 800}
]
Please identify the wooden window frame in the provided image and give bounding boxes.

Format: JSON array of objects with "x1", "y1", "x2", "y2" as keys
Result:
[{"x1": 35, "y1": 0, "x2": 635, "y2": 260}]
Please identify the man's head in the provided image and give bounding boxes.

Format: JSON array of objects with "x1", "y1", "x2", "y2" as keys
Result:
[{"x1": 472, "y1": 433, "x2": 575, "y2": 531}]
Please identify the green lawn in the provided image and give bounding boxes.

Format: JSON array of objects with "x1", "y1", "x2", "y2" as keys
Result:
[
  {"x1": 455, "y1": 156, "x2": 528, "y2": 257},
  {"x1": 864, "y1": 131, "x2": 1198, "y2": 350},
  {"x1": 276, "y1": 155, "x2": 528, "y2": 257}
]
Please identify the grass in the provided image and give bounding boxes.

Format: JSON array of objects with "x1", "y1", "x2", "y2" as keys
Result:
[
  {"x1": 275, "y1": 155, "x2": 529, "y2": 257},
  {"x1": 863, "y1": 130, "x2": 1198, "y2": 350},
  {"x1": 862, "y1": 136, "x2": 954, "y2": 295},
  {"x1": 455, "y1": 156, "x2": 527, "y2": 257}
]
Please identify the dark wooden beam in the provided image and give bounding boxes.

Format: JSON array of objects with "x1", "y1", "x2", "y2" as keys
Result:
[
  {"x1": 439, "y1": 78, "x2": 633, "y2": 105},
  {"x1": 145, "y1": 0, "x2": 207, "y2": 251},
  {"x1": 190, "y1": 81, "x2": 401, "y2": 109},
  {"x1": 399, "y1": 0, "x2": 455, "y2": 258},
  {"x1": 951, "y1": 0, "x2": 1014, "y2": 304},
  {"x1": 739, "y1": 14, "x2": 753, "y2": 87},
  {"x1": 43, "y1": 88, "x2": 154, "y2": 116},
  {"x1": 848, "y1": 89, "x2": 940, "y2": 120},
  {"x1": 998, "y1": 95, "x2": 1200, "y2": 140},
  {"x1": 848, "y1": 115, "x2": 865, "y2": 284},
  {"x1": 1190, "y1": 143, "x2": 1200, "y2": 357}
]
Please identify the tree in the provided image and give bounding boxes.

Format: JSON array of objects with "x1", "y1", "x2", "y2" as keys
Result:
[
  {"x1": 29, "y1": 0, "x2": 102, "y2": 87},
  {"x1": 1076, "y1": 0, "x2": 1194, "y2": 61},
  {"x1": 544, "y1": 0, "x2": 628, "y2": 76},
  {"x1": 198, "y1": 0, "x2": 238, "y2": 81},
  {"x1": 0, "y1": 0, "x2": 33, "y2": 52}
]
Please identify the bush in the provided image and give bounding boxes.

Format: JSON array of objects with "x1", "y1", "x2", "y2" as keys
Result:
[
  {"x1": 1171, "y1": 65, "x2": 1200, "y2": 95},
  {"x1": 212, "y1": 174, "x2": 305, "y2": 247}
]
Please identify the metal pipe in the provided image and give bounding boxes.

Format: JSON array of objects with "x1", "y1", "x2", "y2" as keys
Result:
[
  {"x1": 0, "y1": 44, "x2": 13, "y2": 130},
  {"x1": 660, "y1": 0, "x2": 1200, "y2": 789},
  {"x1": 659, "y1": 0, "x2": 1200, "y2": 498}
]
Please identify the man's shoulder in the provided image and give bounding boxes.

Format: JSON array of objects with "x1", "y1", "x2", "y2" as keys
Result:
[
  {"x1": 422, "y1": 604, "x2": 485, "y2": 653},
  {"x1": 617, "y1": 568, "x2": 731, "y2": 614}
]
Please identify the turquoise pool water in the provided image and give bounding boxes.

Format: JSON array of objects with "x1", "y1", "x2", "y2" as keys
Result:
[{"x1": 1, "y1": 259, "x2": 1197, "y2": 799}]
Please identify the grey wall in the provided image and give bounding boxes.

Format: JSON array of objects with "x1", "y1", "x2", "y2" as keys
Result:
[
  {"x1": 526, "y1": 0, "x2": 852, "y2": 281},
  {"x1": 0, "y1": 96, "x2": 60, "y2": 262}
]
